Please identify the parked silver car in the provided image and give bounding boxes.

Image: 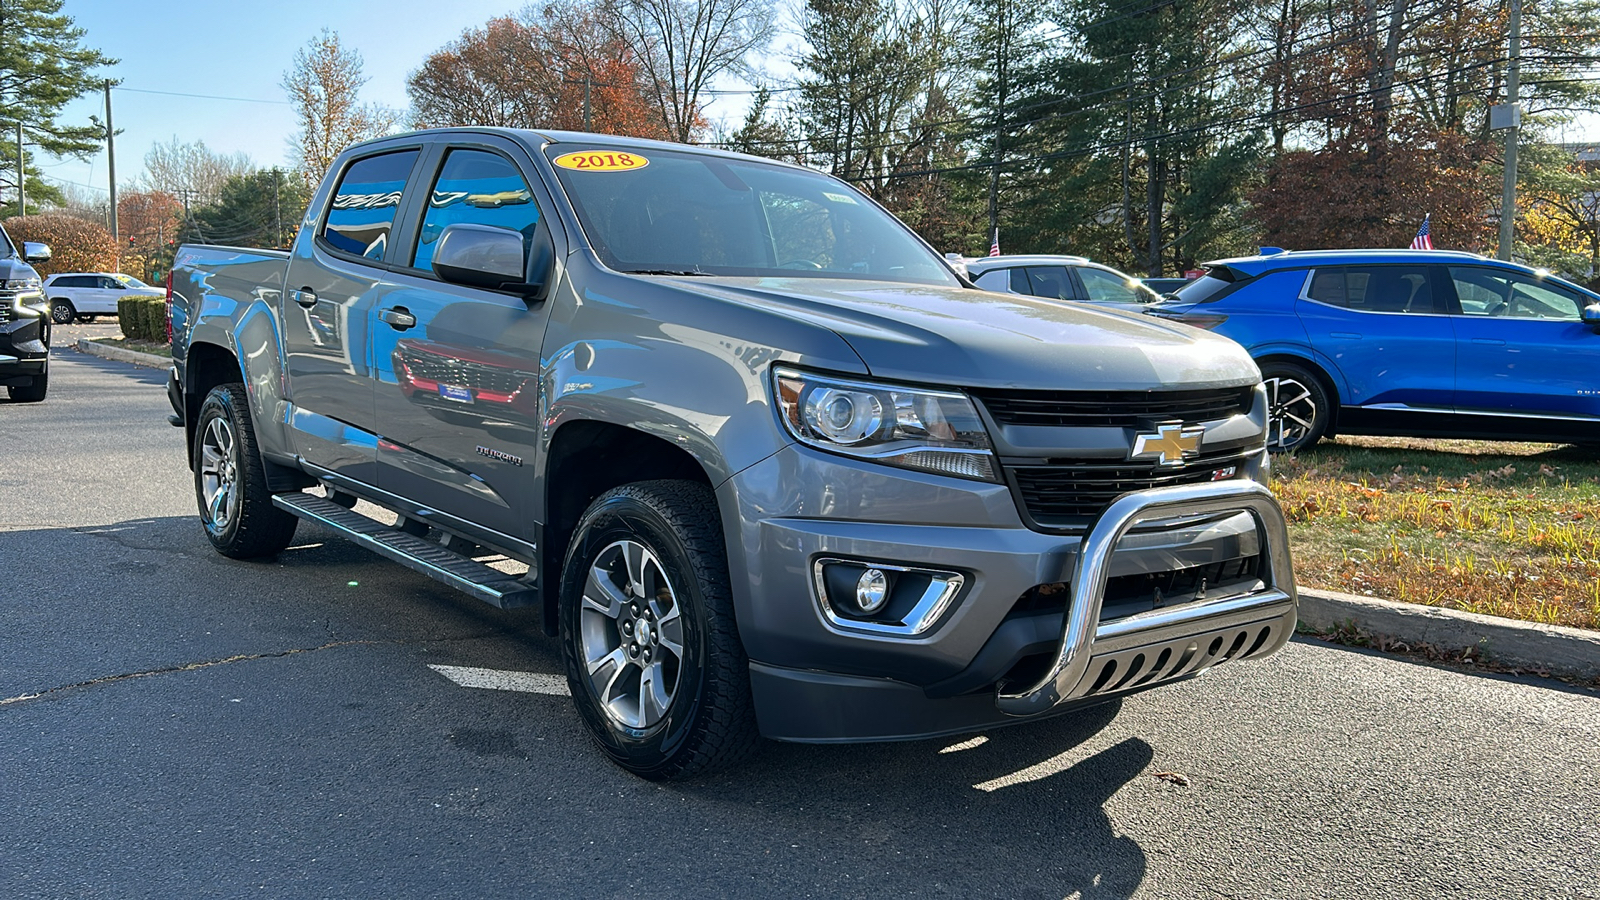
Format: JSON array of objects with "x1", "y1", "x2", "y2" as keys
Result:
[{"x1": 965, "y1": 255, "x2": 1165, "y2": 311}]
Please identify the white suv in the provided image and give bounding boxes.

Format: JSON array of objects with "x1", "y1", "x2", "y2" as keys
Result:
[{"x1": 42, "y1": 272, "x2": 163, "y2": 324}]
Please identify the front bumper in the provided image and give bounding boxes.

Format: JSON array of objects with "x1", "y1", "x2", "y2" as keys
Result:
[
  {"x1": 723, "y1": 445, "x2": 1295, "y2": 742},
  {"x1": 0, "y1": 298, "x2": 49, "y2": 385}
]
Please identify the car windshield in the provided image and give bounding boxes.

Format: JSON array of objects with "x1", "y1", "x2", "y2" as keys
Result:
[
  {"x1": 0, "y1": 226, "x2": 14, "y2": 259},
  {"x1": 114, "y1": 274, "x2": 151, "y2": 288},
  {"x1": 545, "y1": 143, "x2": 958, "y2": 286}
]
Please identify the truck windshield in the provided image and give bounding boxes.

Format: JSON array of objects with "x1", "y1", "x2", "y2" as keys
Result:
[
  {"x1": 0, "y1": 226, "x2": 14, "y2": 259},
  {"x1": 545, "y1": 144, "x2": 958, "y2": 287}
]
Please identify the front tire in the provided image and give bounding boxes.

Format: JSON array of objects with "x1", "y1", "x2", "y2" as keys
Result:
[
  {"x1": 193, "y1": 383, "x2": 298, "y2": 558},
  {"x1": 1260, "y1": 362, "x2": 1331, "y2": 452},
  {"x1": 7, "y1": 365, "x2": 47, "y2": 403},
  {"x1": 49, "y1": 300, "x2": 75, "y2": 325},
  {"x1": 559, "y1": 480, "x2": 758, "y2": 780}
]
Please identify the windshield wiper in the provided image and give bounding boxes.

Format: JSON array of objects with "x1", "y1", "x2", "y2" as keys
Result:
[{"x1": 621, "y1": 269, "x2": 713, "y2": 276}]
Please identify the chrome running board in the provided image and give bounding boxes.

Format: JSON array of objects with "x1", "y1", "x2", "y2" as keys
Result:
[{"x1": 272, "y1": 492, "x2": 539, "y2": 609}]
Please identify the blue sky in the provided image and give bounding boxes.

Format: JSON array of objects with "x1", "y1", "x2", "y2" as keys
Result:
[{"x1": 43, "y1": 0, "x2": 772, "y2": 201}]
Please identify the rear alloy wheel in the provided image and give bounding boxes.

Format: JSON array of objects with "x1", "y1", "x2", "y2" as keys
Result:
[
  {"x1": 560, "y1": 480, "x2": 758, "y2": 780},
  {"x1": 49, "y1": 300, "x2": 75, "y2": 325},
  {"x1": 193, "y1": 383, "x2": 298, "y2": 558},
  {"x1": 1260, "y1": 363, "x2": 1330, "y2": 452}
]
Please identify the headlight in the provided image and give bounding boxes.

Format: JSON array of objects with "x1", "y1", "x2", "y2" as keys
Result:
[
  {"x1": 4, "y1": 277, "x2": 41, "y2": 292},
  {"x1": 773, "y1": 366, "x2": 999, "y2": 482}
]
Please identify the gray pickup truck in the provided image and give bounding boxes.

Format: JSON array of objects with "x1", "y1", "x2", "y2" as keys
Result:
[{"x1": 168, "y1": 128, "x2": 1296, "y2": 779}]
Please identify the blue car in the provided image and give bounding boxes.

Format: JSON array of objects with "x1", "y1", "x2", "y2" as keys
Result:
[{"x1": 1150, "y1": 249, "x2": 1600, "y2": 451}]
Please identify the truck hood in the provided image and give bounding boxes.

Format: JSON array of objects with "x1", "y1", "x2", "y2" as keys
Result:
[
  {"x1": 672, "y1": 277, "x2": 1260, "y2": 390},
  {"x1": 0, "y1": 257, "x2": 39, "y2": 282}
]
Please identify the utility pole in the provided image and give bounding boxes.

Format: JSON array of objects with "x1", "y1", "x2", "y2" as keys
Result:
[
  {"x1": 15, "y1": 121, "x2": 23, "y2": 216},
  {"x1": 987, "y1": 11, "x2": 1008, "y2": 256},
  {"x1": 105, "y1": 81, "x2": 119, "y2": 242},
  {"x1": 1496, "y1": 0, "x2": 1521, "y2": 261},
  {"x1": 583, "y1": 75, "x2": 592, "y2": 132},
  {"x1": 272, "y1": 168, "x2": 282, "y2": 248}
]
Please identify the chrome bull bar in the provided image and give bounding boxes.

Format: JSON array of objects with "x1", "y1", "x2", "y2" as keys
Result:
[{"x1": 996, "y1": 480, "x2": 1296, "y2": 717}]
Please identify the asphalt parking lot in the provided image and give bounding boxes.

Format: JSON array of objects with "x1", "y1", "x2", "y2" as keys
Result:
[{"x1": 2, "y1": 351, "x2": 1597, "y2": 899}]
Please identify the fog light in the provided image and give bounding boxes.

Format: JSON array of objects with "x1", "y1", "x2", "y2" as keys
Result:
[{"x1": 855, "y1": 568, "x2": 889, "y2": 614}]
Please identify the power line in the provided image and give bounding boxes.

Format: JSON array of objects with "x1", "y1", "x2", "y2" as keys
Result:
[{"x1": 113, "y1": 86, "x2": 290, "y2": 105}]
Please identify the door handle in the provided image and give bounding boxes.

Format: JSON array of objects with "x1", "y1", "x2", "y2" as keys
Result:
[
  {"x1": 380, "y1": 307, "x2": 417, "y2": 330},
  {"x1": 293, "y1": 288, "x2": 318, "y2": 308},
  {"x1": 1471, "y1": 338, "x2": 1506, "y2": 346}
]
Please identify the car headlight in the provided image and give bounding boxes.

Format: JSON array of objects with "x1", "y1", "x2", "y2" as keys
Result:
[{"x1": 773, "y1": 366, "x2": 999, "y2": 482}]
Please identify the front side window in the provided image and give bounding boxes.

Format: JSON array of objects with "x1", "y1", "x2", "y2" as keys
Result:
[
  {"x1": 1449, "y1": 267, "x2": 1585, "y2": 321},
  {"x1": 412, "y1": 148, "x2": 542, "y2": 272},
  {"x1": 547, "y1": 143, "x2": 957, "y2": 286},
  {"x1": 1078, "y1": 266, "x2": 1161, "y2": 304},
  {"x1": 1307, "y1": 266, "x2": 1435, "y2": 313},
  {"x1": 322, "y1": 150, "x2": 419, "y2": 261}
]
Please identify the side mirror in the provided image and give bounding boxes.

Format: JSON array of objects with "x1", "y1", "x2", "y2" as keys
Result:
[
  {"x1": 23, "y1": 242, "x2": 50, "y2": 263},
  {"x1": 1583, "y1": 303, "x2": 1600, "y2": 333},
  {"x1": 432, "y1": 223, "x2": 549, "y2": 299}
]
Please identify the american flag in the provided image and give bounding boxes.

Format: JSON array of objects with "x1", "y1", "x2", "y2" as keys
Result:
[
  {"x1": 989, "y1": 228, "x2": 1000, "y2": 257},
  {"x1": 1409, "y1": 215, "x2": 1434, "y2": 250}
]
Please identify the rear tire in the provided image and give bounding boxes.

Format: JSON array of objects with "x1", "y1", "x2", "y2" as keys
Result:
[
  {"x1": 7, "y1": 365, "x2": 47, "y2": 403},
  {"x1": 1260, "y1": 361, "x2": 1331, "y2": 452},
  {"x1": 193, "y1": 383, "x2": 298, "y2": 558},
  {"x1": 49, "y1": 300, "x2": 75, "y2": 325},
  {"x1": 559, "y1": 480, "x2": 759, "y2": 780}
]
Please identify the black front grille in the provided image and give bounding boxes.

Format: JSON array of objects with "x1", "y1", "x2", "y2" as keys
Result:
[
  {"x1": 1010, "y1": 452, "x2": 1249, "y2": 530},
  {"x1": 976, "y1": 386, "x2": 1254, "y2": 428},
  {"x1": 0, "y1": 304, "x2": 10, "y2": 324},
  {"x1": 397, "y1": 348, "x2": 531, "y2": 396}
]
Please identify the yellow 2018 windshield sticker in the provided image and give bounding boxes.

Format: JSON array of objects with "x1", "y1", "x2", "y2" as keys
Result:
[{"x1": 553, "y1": 151, "x2": 650, "y2": 172}]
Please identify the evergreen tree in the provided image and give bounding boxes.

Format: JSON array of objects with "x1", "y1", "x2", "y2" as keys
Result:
[{"x1": 0, "y1": 0, "x2": 116, "y2": 211}]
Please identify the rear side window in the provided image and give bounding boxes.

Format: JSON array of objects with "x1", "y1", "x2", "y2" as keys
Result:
[
  {"x1": 412, "y1": 149, "x2": 542, "y2": 271},
  {"x1": 1307, "y1": 266, "x2": 1436, "y2": 313},
  {"x1": 322, "y1": 150, "x2": 420, "y2": 261},
  {"x1": 1172, "y1": 271, "x2": 1240, "y2": 304}
]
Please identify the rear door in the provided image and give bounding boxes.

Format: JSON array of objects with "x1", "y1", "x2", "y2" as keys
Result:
[
  {"x1": 1294, "y1": 264, "x2": 1456, "y2": 408},
  {"x1": 1445, "y1": 265, "x2": 1600, "y2": 419},
  {"x1": 281, "y1": 146, "x2": 427, "y2": 486},
  {"x1": 371, "y1": 138, "x2": 559, "y2": 541}
]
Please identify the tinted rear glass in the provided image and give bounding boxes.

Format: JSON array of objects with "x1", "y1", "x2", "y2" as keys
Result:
[
  {"x1": 1171, "y1": 272, "x2": 1238, "y2": 304},
  {"x1": 323, "y1": 150, "x2": 420, "y2": 260}
]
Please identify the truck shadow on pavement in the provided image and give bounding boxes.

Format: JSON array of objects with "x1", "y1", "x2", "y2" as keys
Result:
[{"x1": 693, "y1": 707, "x2": 1153, "y2": 898}]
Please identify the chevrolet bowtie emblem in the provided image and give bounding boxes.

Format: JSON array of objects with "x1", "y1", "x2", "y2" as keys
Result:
[{"x1": 1131, "y1": 423, "x2": 1204, "y2": 466}]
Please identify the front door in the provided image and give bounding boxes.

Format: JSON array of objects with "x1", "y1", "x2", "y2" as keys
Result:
[
  {"x1": 1445, "y1": 265, "x2": 1600, "y2": 421},
  {"x1": 372, "y1": 143, "x2": 555, "y2": 541},
  {"x1": 281, "y1": 147, "x2": 425, "y2": 486}
]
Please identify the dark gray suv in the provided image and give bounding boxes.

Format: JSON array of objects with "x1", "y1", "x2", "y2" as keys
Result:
[{"x1": 0, "y1": 225, "x2": 52, "y2": 403}]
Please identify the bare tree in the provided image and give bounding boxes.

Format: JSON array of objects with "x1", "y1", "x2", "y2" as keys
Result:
[
  {"x1": 140, "y1": 137, "x2": 255, "y2": 204},
  {"x1": 282, "y1": 29, "x2": 400, "y2": 187},
  {"x1": 604, "y1": 0, "x2": 776, "y2": 142}
]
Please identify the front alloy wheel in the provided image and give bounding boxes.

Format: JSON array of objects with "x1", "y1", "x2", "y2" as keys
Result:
[
  {"x1": 1261, "y1": 364, "x2": 1330, "y2": 452},
  {"x1": 560, "y1": 480, "x2": 758, "y2": 780},
  {"x1": 580, "y1": 539, "x2": 686, "y2": 730}
]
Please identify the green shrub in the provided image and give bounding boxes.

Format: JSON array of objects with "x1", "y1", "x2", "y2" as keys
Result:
[{"x1": 117, "y1": 296, "x2": 167, "y2": 342}]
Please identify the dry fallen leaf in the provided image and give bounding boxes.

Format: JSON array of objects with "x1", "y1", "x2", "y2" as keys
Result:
[{"x1": 1152, "y1": 771, "x2": 1191, "y2": 787}]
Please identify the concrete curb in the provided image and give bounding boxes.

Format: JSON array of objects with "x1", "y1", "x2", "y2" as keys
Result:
[
  {"x1": 1297, "y1": 586, "x2": 1600, "y2": 681},
  {"x1": 74, "y1": 338, "x2": 170, "y2": 371}
]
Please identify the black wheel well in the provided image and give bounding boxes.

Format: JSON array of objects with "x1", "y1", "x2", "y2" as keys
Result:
[
  {"x1": 183, "y1": 342, "x2": 243, "y2": 464},
  {"x1": 541, "y1": 420, "x2": 714, "y2": 634},
  {"x1": 1256, "y1": 354, "x2": 1341, "y2": 437}
]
